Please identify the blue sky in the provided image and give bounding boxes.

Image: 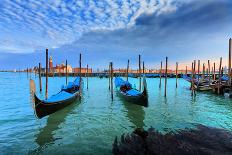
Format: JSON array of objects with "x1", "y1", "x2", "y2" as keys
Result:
[{"x1": 0, "y1": 0, "x2": 232, "y2": 70}]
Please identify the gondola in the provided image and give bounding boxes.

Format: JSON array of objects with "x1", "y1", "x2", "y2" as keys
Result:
[
  {"x1": 30, "y1": 77, "x2": 82, "y2": 119},
  {"x1": 183, "y1": 75, "x2": 212, "y2": 91},
  {"x1": 114, "y1": 77, "x2": 148, "y2": 107}
]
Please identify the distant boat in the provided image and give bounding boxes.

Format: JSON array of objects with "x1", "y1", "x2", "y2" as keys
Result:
[
  {"x1": 182, "y1": 75, "x2": 212, "y2": 91},
  {"x1": 30, "y1": 77, "x2": 82, "y2": 119},
  {"x1": 98, "y1": 73, "x2": 109, "y2": 78},
  {"x1": 114, "y1": 77, "x2": 148, "y2": 107},
  {"x1": 144, "y1": 73, "x2": 159, "y2": 78}
]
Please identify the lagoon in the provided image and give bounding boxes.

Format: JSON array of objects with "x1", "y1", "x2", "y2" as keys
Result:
[{"x1": 0, "y1": 72, "x2": 232, "y2": 154}]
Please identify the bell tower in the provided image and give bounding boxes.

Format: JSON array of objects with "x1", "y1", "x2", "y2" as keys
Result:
[{"x1": 49, "y1": 56, "x2": 53, "y2": 69}]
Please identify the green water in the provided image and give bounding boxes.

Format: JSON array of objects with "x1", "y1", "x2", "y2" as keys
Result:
[{"x1": 0, "y1": 72, "x2": 232, "y2": 155}]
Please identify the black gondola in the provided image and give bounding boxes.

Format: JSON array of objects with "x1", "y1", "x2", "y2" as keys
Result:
[
  {"x1": 30, "y1": 77, "x2": 82, "y2": 119},
  {"x1": 114, "y1": 77, "x2": 148, "y2": 107}
]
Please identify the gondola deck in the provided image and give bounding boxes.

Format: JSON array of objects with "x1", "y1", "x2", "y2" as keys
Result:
[
  {"x1": 115, "y1": 77, "x2": 148, "y2": 107},
  {"x1": 31, "y1": 77, "x2": 82, "y2": 119}
]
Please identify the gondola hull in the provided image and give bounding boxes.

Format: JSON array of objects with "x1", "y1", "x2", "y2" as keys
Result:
[
  {"x1": 114, "y1": 77, "x2": 148, "y2": 107},
  {"x1": 34, "y1": 92, "x2": 80, "y2": 119},
  {"x1": 117, "y1": 90, "x2": 148, "y2": 107}
]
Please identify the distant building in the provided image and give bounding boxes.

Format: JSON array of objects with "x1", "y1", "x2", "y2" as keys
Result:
[
  {"x1": 73, "y1": 68, "x2": 92, "y2": 73},
  {"x1": 54, "y1": 63, "x2": 72, "y2": 73}
]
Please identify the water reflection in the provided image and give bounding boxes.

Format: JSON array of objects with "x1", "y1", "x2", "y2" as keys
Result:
[
  {"x1": 31, "y1": 103, "x2": 77, "y2": 154},
  {"x1": 122, "y1": 101, "x2": 145, "y2": 128}
]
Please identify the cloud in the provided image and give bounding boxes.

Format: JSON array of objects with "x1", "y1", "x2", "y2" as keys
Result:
[
  {"x1": 67, "y1": 1, "x2": 232, "y2": 58},
  {"x1": 47, "y1": 0, "x2": 231, "y2": 69},
  {"x1": 0, "y1": 0, "x2": 232, "y2": 70},
  {"x1": 0, "y1": 0, "x2": 189, "y2": 52}
]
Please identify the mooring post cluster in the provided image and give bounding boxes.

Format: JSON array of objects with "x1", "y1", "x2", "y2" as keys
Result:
[{"x1": 28, "y1": 38, "x2": 232, "y2": 102}]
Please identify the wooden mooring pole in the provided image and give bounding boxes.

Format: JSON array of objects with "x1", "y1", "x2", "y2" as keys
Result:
[
  {"x1": 213, "y1": 62, "x2": 216, "y2": 80},
  {"x1": 203, "y1": 63, "x2": 205, "y2": 79},
  {"x1": 185, "y1": 66, "x2": 188, "y2": 75},
  {"x1": 159, "y1": 61, "x2": 162, "y2": 89},
  {"x1": 218, "y1": 57, "x2": 222, "y2": 94},
  {"x1": 39, "y1": 63, "x2": 42, "y2": 92},
  {"x1": 66, "y1": 60, "x2": 68, "y2": 85},
  {"x1": 197, "y1": 60, "x2": 200, "y2": 82},
  {"x1": 59, "y1": 66, "x2": 61, "y2": 77},
  {"x1": 110, "y1": 62, "x2": 113, "y2": 100},
  {"x1": 109, "y1": 63, "x2": 111, "y2": 90},
  {"x1": 143, "y1": 61, "x2": 145, "y2": 75},
  {"x1": 193, "y1": 60, "x2": 196, "y2": 95},
  {"x1": 164, "y1": 57, "x2": 168, "y2": 97},
  {"x1": 126, "y1": 59, "x2": 129, "y2": 81},
  {"x1": 222, "y1": 67, "x2": 224, "y2": 77},
  {"x1": 79, "y1": 53, "x2": 82, "y2": 78},
  {"x1": 193, "y1": 60, "x2": 196, "y2": 76},
  {"x1": 87, "y1": 64, "x2": 89, "y2": 90},
  {"x1": 142, "y1": 61, "x2": 145, "y2": 90},
  {"x1": 191, "y1": 62, "x2": 194, "y2": 96},
  {"x1": 176, "y1": 62, "x2": 178, "y2": 88},
  {"x1": 139, "y1": 55, "x2": 141, "y2": 91},
  {"x1": 208, "y1": 60, "x2": 211, "y2": 82},
  {"x1": 45, "y1": 49, "x2": 48, "y2": 99},
  {"x1": 229, "y1": 38, "x2": 231, "y2": 85}
]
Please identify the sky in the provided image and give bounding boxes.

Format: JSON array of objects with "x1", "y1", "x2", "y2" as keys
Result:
[{"x1": 0, "y1": 0, "x2": 232, "y2": 70}]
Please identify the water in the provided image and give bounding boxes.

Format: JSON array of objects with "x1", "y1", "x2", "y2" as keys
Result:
[{"x1": 0, "y1": 72, "x2": 232, "y2": 155}]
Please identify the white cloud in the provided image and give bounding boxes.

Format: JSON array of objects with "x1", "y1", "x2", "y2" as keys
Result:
[{"x1": 0, "y1": 0, "x2": 190, "y2": 53}]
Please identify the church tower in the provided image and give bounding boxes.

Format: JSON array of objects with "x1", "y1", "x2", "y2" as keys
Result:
[{"x1": 49, "y1": 56, "x2": 53, "y2": 69}]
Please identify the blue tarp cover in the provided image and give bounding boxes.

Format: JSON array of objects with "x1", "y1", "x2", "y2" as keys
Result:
[
  {"x1": 45, "y1": 91, "x2": 74, "y2": 103},
  {"x1": 126, "y1": 89, "x2": 141, "y2": 96},
  {"x1": 182, "y1": 75, "x2": 192, "y2": 82},
  {"x1": 115, "y1": 77, "x2": 142, "y2": 96},
  {"x1": 115, "y1": 77, "x2": 132, "y2": 88},
  {"x1": 221, "y1": 76, "x2": 229, "y2": 81},
  {"x1": 62, "y1": 77, "x2": 81, "y2": 90},
  {"x1": 73, "y1": 77, "x2": 81, "y2": 86}
]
